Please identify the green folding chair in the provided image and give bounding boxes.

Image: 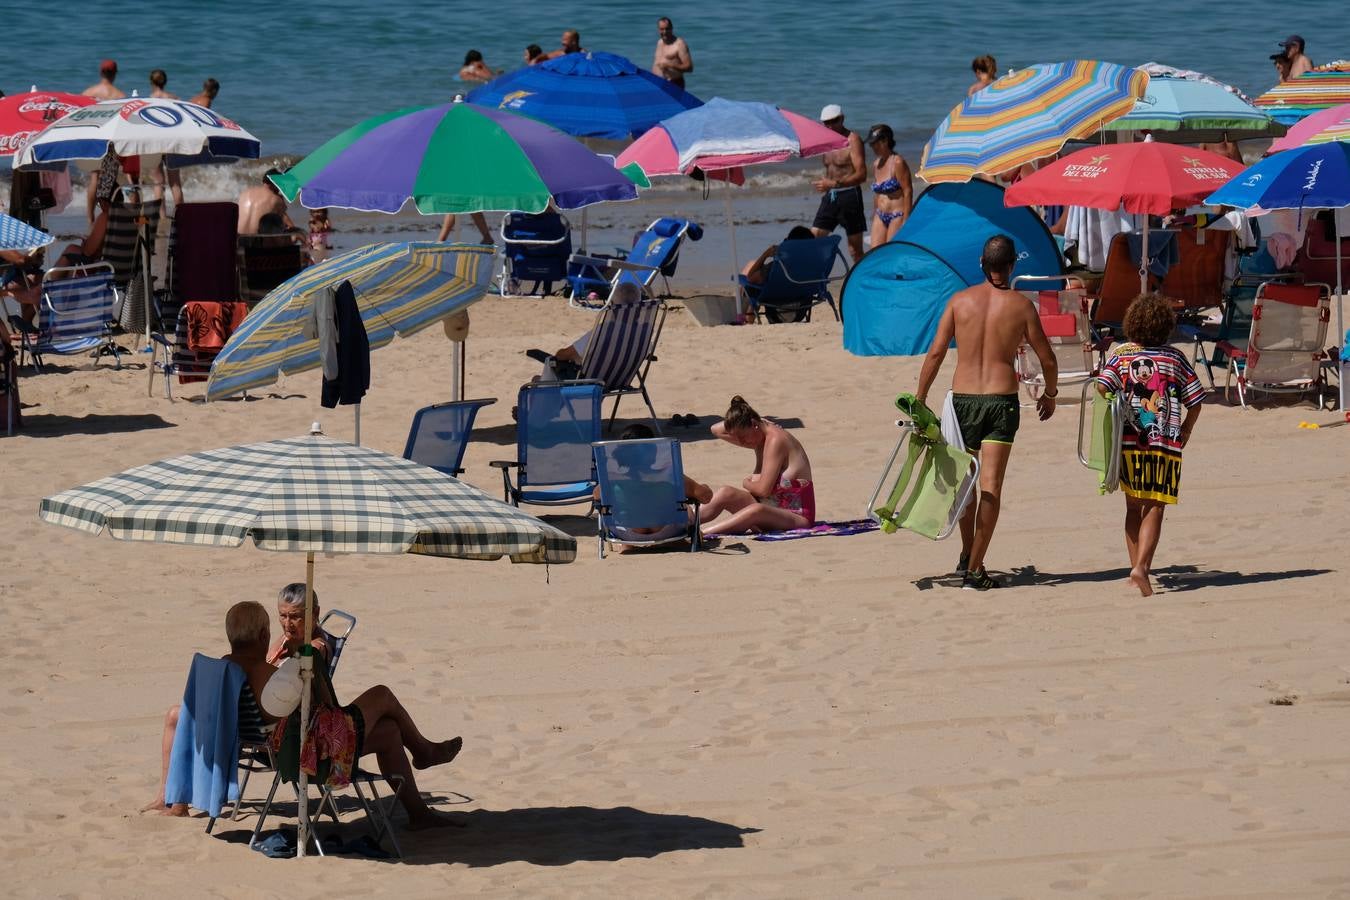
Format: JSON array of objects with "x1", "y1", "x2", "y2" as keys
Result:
[
  {"x1": 1076, "y1": 379, "x2": 1126, "y2": 495},
  {"x1": 867, "y1": 394, "x2": 980, "y2": 541}
]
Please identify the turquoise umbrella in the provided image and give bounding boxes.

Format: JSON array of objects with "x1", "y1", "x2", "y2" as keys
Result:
[{"x1": 1103, "y1": 74, "x2": 1281, "y2": 140}]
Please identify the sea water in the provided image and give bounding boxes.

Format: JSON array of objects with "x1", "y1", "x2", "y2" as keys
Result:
[{"x1": 6, "y1": 0, "x2": 1345, "y2": 287}]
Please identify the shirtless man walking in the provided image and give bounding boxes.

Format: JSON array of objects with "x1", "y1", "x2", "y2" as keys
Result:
[
  {"x1": 652, "y1": 17, "x2": 693, "y2": 88},
  {"x1": 81, "y1": 60, "x2": 126, "y2": 100},
  {"x1": 915, "y1": 235, "x2": 1059, "y2": 590},
  {"x1": 810, "y1": 105, "x2": 867, "y2": 264}
]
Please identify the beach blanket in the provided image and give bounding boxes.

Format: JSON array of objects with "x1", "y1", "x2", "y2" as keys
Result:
[{"x1": 752, "y1": 519, "x2": 879, "y2": 541}]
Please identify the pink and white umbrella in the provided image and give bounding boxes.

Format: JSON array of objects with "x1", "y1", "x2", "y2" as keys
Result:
[
  {"x1": 617, "y1": 98, "x2": 846, "y2": 308},
  {"x1": 1266, "y1": 102, "x2": 1350, "y2": 153}
]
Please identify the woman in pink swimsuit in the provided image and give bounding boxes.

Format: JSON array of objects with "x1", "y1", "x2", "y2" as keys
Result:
[{"x1": 700, "y1": 395, "x2": 816, "y2": 535}]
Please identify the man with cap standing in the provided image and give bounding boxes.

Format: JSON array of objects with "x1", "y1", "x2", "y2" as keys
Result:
[
  {"x1": 810, "y1": 104, "x2": 868, "y2": 264},
  {"x1": 81, "y1": 60, "x2": 126, "y2": 100},
  {"x1": 1279, "y1": 35, "x2": 1313, "y2": 80}
]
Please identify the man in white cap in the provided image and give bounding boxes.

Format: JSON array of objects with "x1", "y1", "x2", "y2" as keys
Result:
[{"x1": 810, "y1": 104, "x2": 867, "y2": 263}]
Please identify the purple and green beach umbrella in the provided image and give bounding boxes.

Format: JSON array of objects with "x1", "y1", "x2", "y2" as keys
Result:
[{"x1": 270, "y1": 98, "x2": 646, "y2": 215}]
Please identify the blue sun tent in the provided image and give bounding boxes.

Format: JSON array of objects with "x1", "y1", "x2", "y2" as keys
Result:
[{"x1": 841, "y1": 179, "x2": 1063, "y2": 356}]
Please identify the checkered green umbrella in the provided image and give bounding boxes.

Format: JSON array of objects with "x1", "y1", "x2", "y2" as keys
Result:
[
  {"x1": 38, "y1": 430, "x2": 573, "y2": 855},
  {"x1": 38, "y1": 431, "x2": 575, "y2": 562}
]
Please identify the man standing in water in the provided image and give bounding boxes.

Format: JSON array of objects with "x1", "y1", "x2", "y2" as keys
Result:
[
  {"x1": 915, "y1": 235, "x2": 1059, "y2": 590},
  {"x1": 810, "y1": 105, "x2": 867, "y2": 264},
  {"x1": 652, "y1": 17, "x2": 693, "y2": 88},
  {"x1": 81, "y1": 60, "x2": 126, "y2": 100}
]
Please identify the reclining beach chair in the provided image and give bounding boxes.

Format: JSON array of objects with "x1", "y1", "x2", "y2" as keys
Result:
[
  {"x1": 1089, "y1": 230, "x2": 1181, "y2": 330},
  {"x1": 1158, "y1": 228, "x2": 1230, "y2": 318},
  {"x1": 866, "y1": 394, "x2": 979, "y2": 541},
  {"x1": 102, "y1": 192, "x2": 162, "y2": 335},
  {"x1": 567, "y1": 216, "x2": 702, "y2": 304},
  {"x1": 1013, "y1": 275, "x2": 1093, "y2": 401},
  {"x1": 1180, "y1": 240, "x2": 1293, "y2": 388},
  {"x1": 500, "y1": 211, "x2": 572, "y2": 297},
  {"x1": 1221, "y1": 281, "x2": 1332, "y2": 409},
  {"x1": 574, "y1": 282, "x2": 668, "y2": 432},
  {"x1": 237, "y1": 233, "x2": 306, "y2": 305},
  {"x1": 402, "y1": 398, "x2": 498, "y2": 477},
  {"x1": 11, "y1": 263, "x2": 122, "y2": 373},
  {"x1": 1076, "y1": 379, "x2": 1126, "y2": 495},
  {"x1": 742, "y1": 235, "x2": 845, "y2": 323},
  {"x1": 491, "y1": 380, "x2": 602, "y2": 510},
  {"x1": 592, "y1": 437, "x2": 702, "y2": 558}
]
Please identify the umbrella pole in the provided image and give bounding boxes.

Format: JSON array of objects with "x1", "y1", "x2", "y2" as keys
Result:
[
  {"x1": 1337, "y1": 215, "x2": 1344, "y2": 412},
  {"x1": 1139, "y1": 222, "x2": 1149, "y2": 295},
  {"x1": 452, "y1": 341, "x2": 464, "y2": 402},
  {"x1": 297, "y1": 551, "x2": 315, "y2": 857},
  {"x1": 354, "y1": 403, "x2": 361, "y2": 446},
  {"x1": 580, "y1": 207, "x2": 588, "y2": 255},
  {"x1": 724, "y1": 180, "x2": 741, "y2": 318}
]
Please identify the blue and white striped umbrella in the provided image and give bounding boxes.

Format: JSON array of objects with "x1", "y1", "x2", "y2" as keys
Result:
[
  {"x1": 206, "y1": 242, "x2": 492, "y2": 401},
  {"x1": 0, "y1": 212, "x2": 54, "y2": 252}
]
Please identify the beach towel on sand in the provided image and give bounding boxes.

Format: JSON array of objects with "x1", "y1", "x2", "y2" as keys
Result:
[
  {"x1": 164, "y1": 654, "x2": 246, "y2": 818},
  {"x1": 750, "y1": 519, "x2": 879, "y2": 541}
]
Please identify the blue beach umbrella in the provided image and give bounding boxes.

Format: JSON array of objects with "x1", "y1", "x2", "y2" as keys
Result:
[
  {"x1": 466, "y1": 51, "x2": 702, "y2": 140},
  {"x1": 1206, "y1": 141, "x2": 1350, "y2": 407},
  {"x1": 0, "y1": 212, "x2": 55, "y2": 252},
  {"x1": 1103, "y1": 74, "x2": 1280, "y2": 140}
]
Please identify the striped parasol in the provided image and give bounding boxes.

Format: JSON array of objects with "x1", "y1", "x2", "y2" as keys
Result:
[
  {"x1": 1254, "y1": 62, "x2": 1350, "y2": 125},
  {"x1": 0, "y1": 212, "x2": 54, "y2": 252},
  {"x1": 919, "y1": 60, "x2": 1149, "y2": 184},
  {"x1": 38, "y1": 428, "x2": 575, "y2": 856},
  {"x1": 206, "y1": 242, "x2": 492, "y2": 401}
]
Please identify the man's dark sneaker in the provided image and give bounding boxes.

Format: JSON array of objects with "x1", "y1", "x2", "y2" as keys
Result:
[
  {"x1": 955, "y1": 553, "x2": 970, "y2": 577},
  {"x1": 962, "y1": 567, "x2": 1001, "y2": 591}
]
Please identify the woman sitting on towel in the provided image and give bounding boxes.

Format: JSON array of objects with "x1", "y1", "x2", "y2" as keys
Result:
[{"x1": 700, "y1": 395, "x2": 816, "y2": 535}]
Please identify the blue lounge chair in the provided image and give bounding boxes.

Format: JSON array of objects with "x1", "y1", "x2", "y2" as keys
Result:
[
  {"x1": 491, "y1": 380, "x2": 603, "y2": 510},
  {"x1": 567, "y1": 216, "x2": 702, "y2": 304},
  {"x1": 500, "y1": 211, "x2": 572, "y2": 297},
  {"x1": 740, "y1": 235, "x2": 845, "y2": 323},
  {"x1": 12, "y1": 263, "x2": 122, "y2": 373},
  {"x1": 402, "y1": 398, "x2": 498, "y2": 477},
  {"x1": 592, "y1": 437, "x2": 702, "y2": 558},
  {"x1": 575, "y1": 282, "x2": 667, "y2": 433}
]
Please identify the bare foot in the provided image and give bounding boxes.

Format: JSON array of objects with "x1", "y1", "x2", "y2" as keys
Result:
[
  {"x1": 405, "y1": 809, "x2": 463, "y2": 831},
  {"x1": 139, "y1": 797, "x2": 165, "y2": 813},
  {"x1": 413, "y1": 736, "x2": 462, "y2": 770},
  {"x1": 1129, "y1": 568, "x2": 1153, "y2": 597},
  {"x1": 156, "y1": 804, "x2": 190, "y2": 817}
]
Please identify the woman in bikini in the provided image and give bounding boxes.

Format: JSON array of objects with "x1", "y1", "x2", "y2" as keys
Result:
[
  {"x1": 865, "y1": 124, "x2": 913, "y2": 249},
  {"x1": 700, "y1": 395, "x2": 816, "y2": 535}
]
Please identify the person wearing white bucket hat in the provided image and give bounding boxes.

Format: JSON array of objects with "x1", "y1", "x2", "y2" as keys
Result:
[{"x1": 810, "y1": 104, "x2": 867, "y2": 263}]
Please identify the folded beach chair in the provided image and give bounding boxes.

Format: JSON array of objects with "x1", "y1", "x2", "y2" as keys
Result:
[
  {"x1": 574, "y1": 281, "x2": 668, "y2": 432},
  {"x1": 237, "y1": 233, "x2": 306, "y2": 305},
  {"x1": 1222, "y1": 281, "x2": 1332, "y2": 409},
  {"x1": 567, "y1": 216, "x2": 702, "y2": 304},
  {"x1": 402, "y1": 398, "x2": 498, "y2": 477},
  {"x1": 592, "y1": 437, "x2": 702, "y2": 558},
  {"x1": 741, "y1": 235, "x2": 845, "y2": 324},
  {"x1": 1076, "y1": 380, "x2": 1126, "y2": 495},
  {"x1": 1013, "y1": 275, "x2": 1094, "y2": 401},
  {"x1": 867, "y1": 394, "x2": 979, "y2": 541},
  {"x1": 491, "y1": 379, "x2": 603, "y2": 510},
  {"x1": 12, "y1": 263, "x2": 122, "y2": 373},
  {"x1": 500, "y1": 211, "x2": 572, "y2": 297}
]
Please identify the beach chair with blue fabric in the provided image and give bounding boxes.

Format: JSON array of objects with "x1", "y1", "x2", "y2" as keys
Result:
[
  {"x1": 574, "y1": 282, "x2": 667, "y2": 432},
  {"x1": 592, "y1": 437, "x2": 702, "y2": 558},
  {"x1": 12, "y1": 263, "x2": 122, "y2": 373},
  {"x1": 741, "y1": 235, "x2": 845, "y2": 323},
  {"x1": 491, "y1": 379, "x2": 603, "y2": 510},
  {"x1": 567, "y1": 216, "x2": 702, "y2": 304},
  {"x1": 402, "y1": 398, "x2": 498, "y2": 477},
  {"x1": 500, "y1": 210, "x2": 573, "y2": 297}
]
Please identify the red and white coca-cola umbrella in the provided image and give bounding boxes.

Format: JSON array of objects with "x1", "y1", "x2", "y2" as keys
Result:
[{"x1": 0, "y1": 88, "x2": 94, "y2": 157}]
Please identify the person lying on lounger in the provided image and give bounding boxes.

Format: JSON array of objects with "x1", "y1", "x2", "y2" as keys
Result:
[
  {"x1": 699, "y1": 394, "x2": 816, "y2": 535},
  {"x1": 146, "y1": 597, "x2": 462, "y2": 828}
]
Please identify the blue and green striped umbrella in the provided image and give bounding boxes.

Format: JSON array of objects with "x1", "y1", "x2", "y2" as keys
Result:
[
  {"x1": 1103, "y1": 74, "x2": 1276, "y2": 134},
  {"x1": 919, "y1": 60, "x2": 1148, "y2": 184},
  {"x1": 206, "y1": 242, "x2": 491, "y2": 401}
]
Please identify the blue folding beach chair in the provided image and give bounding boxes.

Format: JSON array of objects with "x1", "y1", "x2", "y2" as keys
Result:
[
  {"x1": 574, "y1": 282, "x2": 667, "y2": 433},
  {"x1": 402, "y1": 398, "x2": 498, "y2": 477},
  {"x1": 592, "y1": 437, "x2": 702, "y2": 558},
  {"x1": 567, "y1": 216, "x2": 702, "y2": 304},
  {"x1": 491, "y1": 380, "x2": 603, "y2": 510},
  {"x1": 12, "y1": 263, "x2": 122, "y2": 373},
  {"x1": 500, "y1": 211, "x2": 572, "y2": 297},
  {"x1": 741, "y1": 235, "x2": 845, "y2": 323}
]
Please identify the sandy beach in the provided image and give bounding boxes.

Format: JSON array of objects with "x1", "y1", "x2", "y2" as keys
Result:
[{"x1": 2, "y1": 290, "x2": 1348, "y2": 897}]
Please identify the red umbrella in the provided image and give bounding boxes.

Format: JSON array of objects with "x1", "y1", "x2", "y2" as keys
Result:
[
  {"x1": 1005, "y1": 141, "x2": 1246, "y2": 290},
  {"x1": 0, "y1": 89, "x2": 94, "y2": 156}
]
